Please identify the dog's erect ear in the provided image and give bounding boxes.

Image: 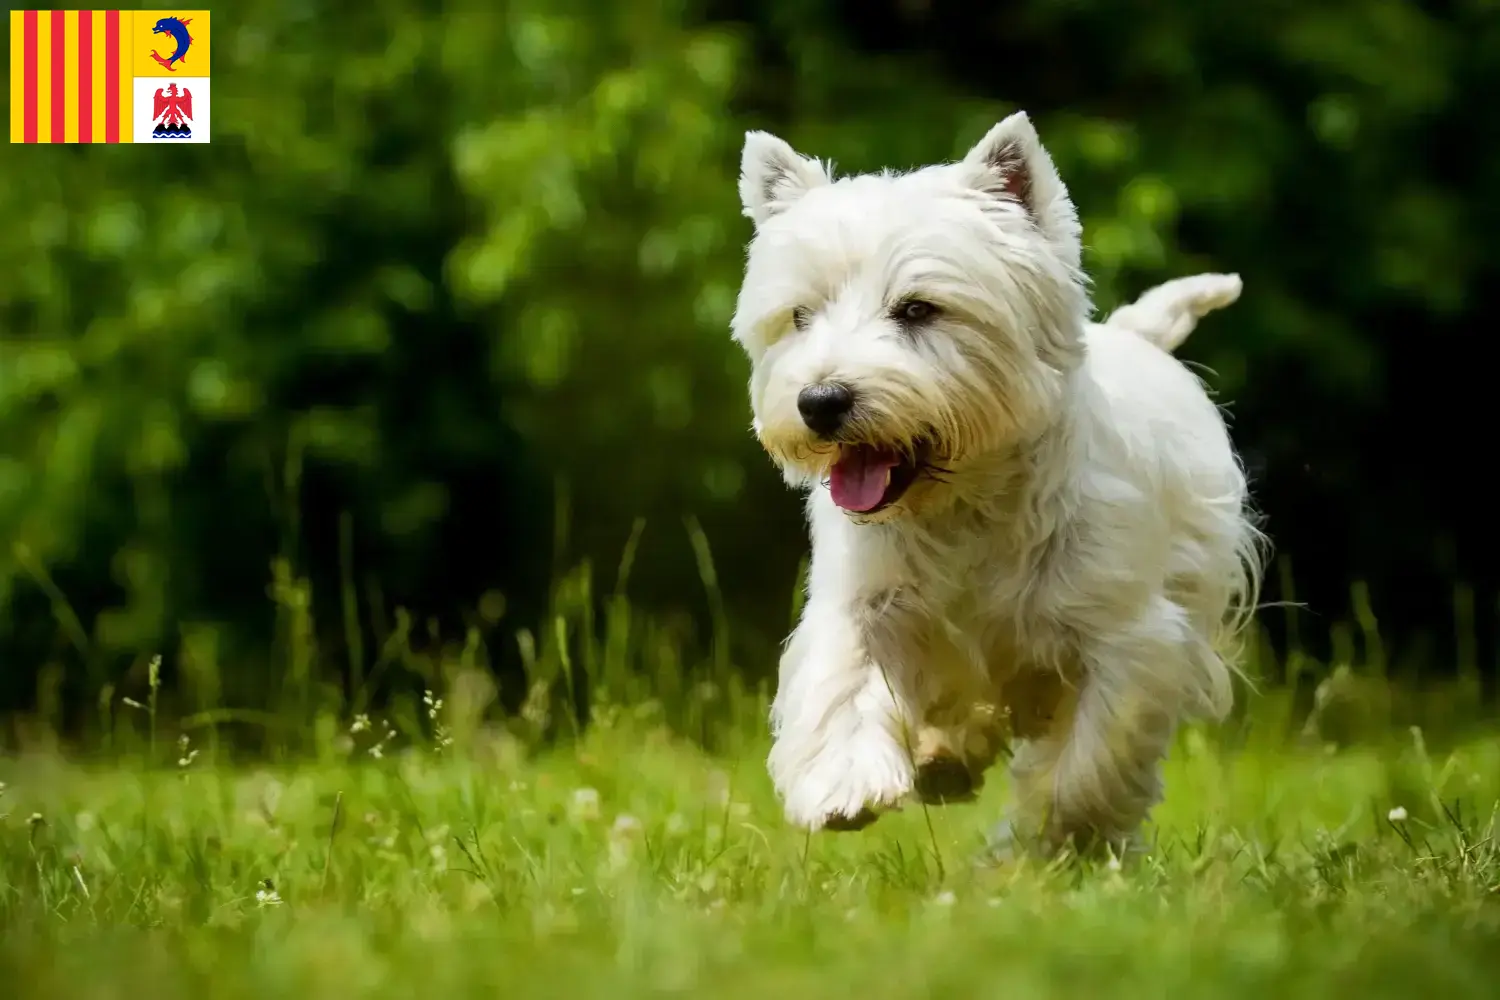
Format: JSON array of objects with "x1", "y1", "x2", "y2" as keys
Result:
[
  {"x1": 739, "y1": 131, "x2": 831, "y2": 227},
  {"x1": 961, "y1": 112, "x2": 1081, "y2": 265},
  {"x1": 964, "y1": 113, "x2": 1044, "y2": 213}
]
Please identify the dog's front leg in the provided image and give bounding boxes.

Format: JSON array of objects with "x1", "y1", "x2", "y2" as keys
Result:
[{"x1": 768, "y1": 601, "x2": 919, "y2": 831}]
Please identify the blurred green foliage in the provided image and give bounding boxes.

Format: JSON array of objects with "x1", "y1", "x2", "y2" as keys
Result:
[{"x1": 2, "y1": 0, "x2": 1494, "y2": 719}]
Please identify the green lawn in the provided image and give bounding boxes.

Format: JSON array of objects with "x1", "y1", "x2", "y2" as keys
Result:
[{"x1": 4, "y1": 698, "x2": 1500, "y2": 999}]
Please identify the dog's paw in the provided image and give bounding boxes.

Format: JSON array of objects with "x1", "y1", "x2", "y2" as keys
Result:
[
  {"x1": 821, "y1": 807, "x2": 880, "y2": 832},
  {"x1": 978, "y1": 814, "x2": 1144, "y2": 867},
  {"x1": 913, "y1": 753, "x2": 977, "y2": 804},
  {"x1": 976, "y1": 817, "x2": 1047, "y2": 868},
  {"x1": 912, "y1": 725, "x2": 985, "y2": 804},
  {"x1": 773, "y1": 727, "x2": 914, "y2": 832}
]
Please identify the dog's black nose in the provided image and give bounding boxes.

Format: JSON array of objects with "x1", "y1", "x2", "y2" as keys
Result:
[{"x1": 797, "y1": 382, "x2": 854, "y2": 437}]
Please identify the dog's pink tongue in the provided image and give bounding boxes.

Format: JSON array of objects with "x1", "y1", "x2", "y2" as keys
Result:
[{"x1": 830, "y1": 446, "x2": 900, "y2": 512}]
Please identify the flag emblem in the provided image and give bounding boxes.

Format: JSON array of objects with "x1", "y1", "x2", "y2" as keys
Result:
[
  {"x1": 149, "y1": 78, "x2": 189, "y2": 137},
  {"x1": 146, "y1": 13, "x2": 190, "y2": 71},
  {"x1": 9, "y1": 9, "x2": 211, "y2": 143}
]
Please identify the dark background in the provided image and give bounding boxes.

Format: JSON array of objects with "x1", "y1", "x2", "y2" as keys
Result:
[{"x1": 2, "y1": 0, "x2": 1495, "y2": 739}]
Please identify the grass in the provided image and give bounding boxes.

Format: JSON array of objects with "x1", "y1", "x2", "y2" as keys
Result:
[
  {"x1": 4, "y1": 687, "x2": 1500, "y2": 999},
  {"x1": 5, "y1": 543, "x2": 1499, "y2": 996}
]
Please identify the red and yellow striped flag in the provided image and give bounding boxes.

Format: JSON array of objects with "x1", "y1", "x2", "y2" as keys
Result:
[
  {"x1": 10, "y1": 10, "x2": 131, "y2": 142},
  {"x1": 10, "y1": 10, "x2": 212, "y2": 143}
]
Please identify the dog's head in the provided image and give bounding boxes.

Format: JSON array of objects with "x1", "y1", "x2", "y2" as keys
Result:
[{"x1": 729, "y1": 113, "x2": 1090, "y2": 520}]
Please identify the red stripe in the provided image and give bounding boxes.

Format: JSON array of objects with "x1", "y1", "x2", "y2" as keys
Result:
[
  {"x1": 79, "y1": 11, "x2": 93, "y2": 143},
  {"x1": 50, "y1": 9, "x2": 64, "y2": 143},
  {"x1": 105, "y1": 10, "x2": 119, "y2": 143},
  {"x1": 23, "y1": 11, "x2": 37, "y2": 143}
]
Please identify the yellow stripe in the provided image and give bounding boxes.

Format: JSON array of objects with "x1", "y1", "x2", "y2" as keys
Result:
[
  {"x1": 117, "y1": 10, "x2": 132, "y2": 142},
  {"x1": 9, "y1": 11, "x2": 23, "y2": 143},
  {"x1": 35, "y1": 8, "x2": 50, "y2": 143},
  {"x1": 91, "y1": 11, "x2": 106, "y2": 142},
  {"x1": 63, "y1": 10, "x2": 79, "y2": 143}
]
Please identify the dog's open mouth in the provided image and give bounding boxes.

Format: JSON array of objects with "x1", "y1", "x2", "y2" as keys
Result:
[{"x1": 829, "y1": 443, "x2": 927, "y2": 514}]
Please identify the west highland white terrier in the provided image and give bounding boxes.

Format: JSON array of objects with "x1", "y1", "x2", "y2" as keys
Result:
[{"x1": 728, "y1": 111, "x2": 1265, "y2": 858}]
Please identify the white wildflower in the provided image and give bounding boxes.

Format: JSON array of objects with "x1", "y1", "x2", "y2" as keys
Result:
[
  {"x1": 1388, "y1": 806, "x2": 1408, "y2": 822},
  {"x1": 423, "y1": 692, "x2": 454, "y2": 752},
  {"x1": 569, "y1": 787, "x2": 601, "y2": 822},
  {"x1": 255, "y1": 879, "x2": 282, "y2": 906},
  {"x1": 365, "y1": 719, "x2": 397, "y2": 759},
  {"x1": 177, "y1": 733, "x2": 199, "y2": 769}
]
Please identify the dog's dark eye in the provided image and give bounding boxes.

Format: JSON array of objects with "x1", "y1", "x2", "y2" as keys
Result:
[
  {"x1": 791, "y1": 306, "x2": 812, "y2": 331},
  {"x1": 894, "y1": 300, "x2": 939, "y2": 324}
]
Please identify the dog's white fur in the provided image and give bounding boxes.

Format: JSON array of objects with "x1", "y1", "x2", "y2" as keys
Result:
[{"x1": 728, "y1": 112, "x2": 1265, "y2": 856}]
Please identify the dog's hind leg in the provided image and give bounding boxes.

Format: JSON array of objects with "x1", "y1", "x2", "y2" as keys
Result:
[
  {"x1": 992, "y1": 679, "x2": 1173, "y2": 861},
  {"x1": 988, "y1": 605, "x2": 1216, "y2": 860}
]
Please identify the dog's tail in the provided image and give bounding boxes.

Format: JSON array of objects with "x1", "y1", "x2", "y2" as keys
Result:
[{"x1": 1104, "y1": 273, "x2": 1242, "y2": 353}]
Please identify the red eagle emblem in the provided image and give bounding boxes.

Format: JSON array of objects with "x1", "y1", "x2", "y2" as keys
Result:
[{"x1": 151, "y1": 82, "x2": 194, "y2": 138}]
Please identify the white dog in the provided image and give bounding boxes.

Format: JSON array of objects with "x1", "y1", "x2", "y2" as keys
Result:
[{"x1": 728, "y1": 111, "x2": 1265, "y2": 858}]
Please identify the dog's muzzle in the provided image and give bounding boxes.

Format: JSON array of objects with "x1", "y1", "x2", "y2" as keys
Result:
[{"x1": 797, "y1": 382, "x2": 855, "y2": 439}]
